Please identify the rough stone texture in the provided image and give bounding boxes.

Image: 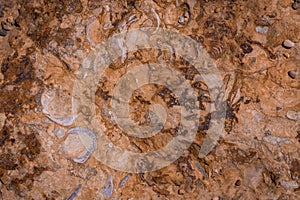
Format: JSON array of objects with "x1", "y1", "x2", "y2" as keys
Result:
[{"x1": 0, "y1": 0, "x2": 299, "y2": 199}]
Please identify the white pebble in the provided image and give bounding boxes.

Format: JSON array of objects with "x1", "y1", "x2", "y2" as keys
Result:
[
  {"x1": 280, "y1": 180, "x2": 299, "y2": 189},
  {"x1": 263, "y1": 135, "x2": 289, "y2": 145},
  {"x1": 256, "y1": 26, "x2": 268, "y2": 34},
  {"x1": 286, "y1": 110, "x2": 300, "y2": 121},
  {"x1": 283, "y1": 39, "x2": 295, "y2": 48}
]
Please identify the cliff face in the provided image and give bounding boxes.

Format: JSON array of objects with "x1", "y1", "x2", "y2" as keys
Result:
[{"x1": 0, "y1": 0, "x2": 299, "y2": 199}]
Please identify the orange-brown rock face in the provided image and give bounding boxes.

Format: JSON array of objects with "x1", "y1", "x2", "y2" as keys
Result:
[{"x1": 0, "y1": 0, "x2": 299, "y2": 199}]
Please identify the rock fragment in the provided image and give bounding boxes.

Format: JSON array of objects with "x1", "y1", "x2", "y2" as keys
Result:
[
  {"x1": 0, "y1": 29, "x2": 6, "y2": 36},
  {"x1": 292, "y1": 2, "x2": 299, "y2": 10},
  {"x1": 283, "y1": 39, "x2": 295, "y2": 49},
  {"x1": 214, "y1": 7, "x2": 221, "y2": 13},
  {"x1": 66, "y1": 184, "x2": 82, "y2": 200},
  {"x1": 118, "y1": 174, "x2": 131, "y2": 188},
  {"x1": 194, "y1": 161, "x2": 209, "y2": 179},
  {"x1": 286, "y1": 110, "x2": 300, "y2": 121},
  {"x1": 280, "y1": 180, "x2": 298, "y2": 189},
  {"x1": 288, "y1": 70, "x2": 299, "y2": 80},
  {"x1": 283, "y1": 52, "x2": 290, "y2": 58},
  {"x1": 255, "y1": 26, "x2": 268, "y2": 34},
  {"x1": 101, "y1": 176, "x2": 114, "y2": 199},
  {"x1": 263, "y1": 135, "x2": 289, "y2": 145}
]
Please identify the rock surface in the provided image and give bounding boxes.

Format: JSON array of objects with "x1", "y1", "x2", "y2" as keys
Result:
[{"x1": 0, "y1": 0, "x2": 299, "y2": 199}]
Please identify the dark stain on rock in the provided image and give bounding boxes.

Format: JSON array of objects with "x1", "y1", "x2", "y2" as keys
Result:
[
  {"x1": 229, "y1": 148, "x2": 257, "y2": 164},
  {"x1": 20, "y1": 132, "x2": 41, "y2": 161},
  {"x1": 158, "y1": 87, "x2": 179, "y2": 108},
  {"x1": 65, "y1": 0, "x2": 83, "y2": 14},
  {"x1": 198, "y1": 113, "x2": 211, "y2": 131},
  {"x1": 0, "y1": 52, "x2": 37, "y2": 115},
  {"x1": 0, "y1": 128, "x2": 10, "y2": 146},
  {"x1": 225, "y1": 101, "x2": 239, "y2": 133},
  {"x1": 7, "y1": 166, "x2": 47, "y2": 197},
  {"x1": 0, "y1": 153, "x2": 18, "y2": 170},
  {"x1": 291, "y1": 159, "x2": 300, "y2": 180},
  {"x1": 179, "y1": 66, "x2": 199, "y2": 81},
  {"x1": 240, "y1": 43, "x2": 253, "y2": 54},
  {"x1": 96, "y1": 88, "x2": 112, "y2": 100}
]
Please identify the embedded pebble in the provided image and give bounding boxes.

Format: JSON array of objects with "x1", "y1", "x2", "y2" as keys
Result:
[
  {"x1": 255, "y1": 26, "x2": 268, "y2": 34},
  {"x1": 263, "y1": 135, "x2": 289, "y2": 145},
  {"x1": 118, "y1": 174, "x2": 131, "y2": 188},
  {"x1": 178, "y1": 16, "x2": 184, "y2": 24},
  {"x1": 0, "y1": 29, "x2": 7, "y2": 36},
  {"x1": 283, "y1": 52, "x2": 290, "y2": 58},
  {"x1": 66, "y1": 184, "x2": 82, "y2": 200},
  {"x1": 194, "y1": 161, "x2": 209, "y2": 179},
  {"x1": 283, "y1": 39, "x2": 295, "y2": 49},
  {"x1": 288, "y1": 70, "x2": 299, "y2": 79},
  {"x1": 286, "y1": 110, "x2": 300, "y2": 121},
  {"x1": 54, "y1": 127, "x2": 66, "y2": 139},
  {"x1": 61, "y1": 127, "x2": 96, "y2": 163},
  {"x1": 101, "y1": 176, "x2": 114, "y2": 199},
  {"x1": 214, "y1": 7, "x2": 221, "y2": 13},
  {"x1": 292, "y1": 2, "x2": 299, "y2": 10},
  {"x1": 280, "y1": 180, "x2": 299, "y2": 189}
]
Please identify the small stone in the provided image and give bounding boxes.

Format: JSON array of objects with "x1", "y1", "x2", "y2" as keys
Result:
[
  {"x1": 178, "y1": 16, "x2": 184, "y2": 24},
  {"x1": 118, "y1": 174, "x2": 131, "y2": 188},
  {"x1": 66, "y1": 184, "x2": 82, "y2": 200},
  {"x1": 286, "y1": 110, "x2": 300, "y2": 121},
  {"x1": 214, "y1": 7, "x2": 221, "y2": 13},
  {"x1": 292, "y1": 2, "x2": 299, "y2": 10},
  {"x1": 235, "y1": 179, "x2": 242, "y2": 186},
  {"x1": 194, "y1": 161, "x2": 209, "y2": 178},
  {"x1": 288, "y1": 70, "x2": 298, "y2": 79},
  {"x1": 280, "y1": 180, "x2": 299, "y2": 189},
  {"x1": 0, "y1": 29, "x2": 7, "y2": 36},
  {"x1": 255, "y1": 26, "x2": 268, "y2": 34},
  {"x1": 178, "y1": 189, "x2": 185, "y2": 195},
  {"x1": 283, "y1": 52, "x2": 290, "y2": 58},
  {"x1": 283, "y1": 39, "x2": 295, "y2": 49},
  {"x1": 263, "y1": 135, "x2": 289, "y2": 145},
  {"x1": 101, "y1": 176, "x2": 114, "y2": 199}
]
